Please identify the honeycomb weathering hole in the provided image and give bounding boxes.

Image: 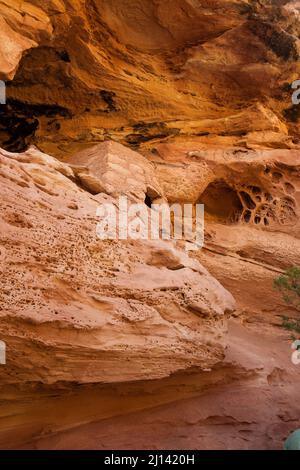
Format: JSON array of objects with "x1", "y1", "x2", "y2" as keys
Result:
[{"x1": 199, "y1": 180, "x2": 243, "y2": 224}]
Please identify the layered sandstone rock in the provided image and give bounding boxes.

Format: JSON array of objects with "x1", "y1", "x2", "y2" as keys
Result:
[
  {"x1": 0, "y1": 0, "x2": 300, "y2": 155},
  {"x1": 1, "y1": 140, "x2": 300, "y2": 450},
  {"x1": 148, "y1": 142, "x2": 300, "y2": 312},
  {"x1": 1, "y1": 0, "x2": 300, "y2": 452},
  {"x1": 0, "y1": 145, "x2": 234, "y2": 391},
  {"x1": 150, "y1": 143, "x2": 300, "y2": 234},
  {"x1": 66, "y1": 141, "x2": 164, "y2": 202}
]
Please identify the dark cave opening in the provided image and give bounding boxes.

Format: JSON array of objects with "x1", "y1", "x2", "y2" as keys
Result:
[
  {"x1": 199, "y1": 180, "x2": 243, "y2": 224},
  {"x1": 145, "y1": 194, "x2": 153, "y2": 208},
  {"x1": 0, "y1": 44, "x2": 73, "y2": 153},
  {"x1": 0, "y1": 99, "x2": 71, "y2": 153},
  {"x1": 0, "y1": 105, "x2": 39, "y2": 153},
  {"x1": 144, "y1": 186, "x2": 162, "y2": 208}
]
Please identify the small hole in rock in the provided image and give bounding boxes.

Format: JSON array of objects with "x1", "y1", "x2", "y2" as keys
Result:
[
  {"x1": 272, "y1": 172, "x2": 283, "y2": 183},
  {"x1": 145, "y1": 194, "x2": 153, "y2": 208},
  {"x1": 243, "y1": 210, "x2": 252, "y2": 223},
  {"x1": 255, "y1": 216, "x2": 261, "y2": 225},
  {"x1": 240, "y1": 191, "x2": 256, "y2": 210},
  {"x1": 248, "y1": 186, "x2": 261, "y2": 195}
]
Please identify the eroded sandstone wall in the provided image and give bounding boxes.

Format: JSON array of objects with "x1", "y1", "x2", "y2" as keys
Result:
[
  {"x1": 0, "y1": 0, "x2": 300, "y2": 451},
  {"x1": 0, "y1": 0, "x2": 300, "y2": 156}
]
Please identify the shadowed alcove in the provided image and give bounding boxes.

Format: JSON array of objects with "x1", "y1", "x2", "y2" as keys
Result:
[{"x1": 199, "y1": 180, "x2": 243, "y2": 224}]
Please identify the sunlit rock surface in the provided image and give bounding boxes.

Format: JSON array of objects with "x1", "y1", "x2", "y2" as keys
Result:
[
  {"x1": 0, "y1": 0, "x2": 300, "y2": 155},
  {"x1": 1, "y1": 0, "x2": 300, "y2": 451}
]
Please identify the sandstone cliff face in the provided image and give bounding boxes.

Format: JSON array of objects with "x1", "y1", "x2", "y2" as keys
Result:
[
  {"x1": 148, "y1": 142, "x2": 300, "y2": 314},
  {"x1": 1, "y1": 0, "x2": 300, "y2": 155},
  {"x1": 0, "y1": 144, "x2": 236, "y2": 446},
  {"x1": 1, "y1": 142, "x2": 300, "y2": 450},
  {"x1": 0, "y1": 0, "x2": 300, "y2": 451}
]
